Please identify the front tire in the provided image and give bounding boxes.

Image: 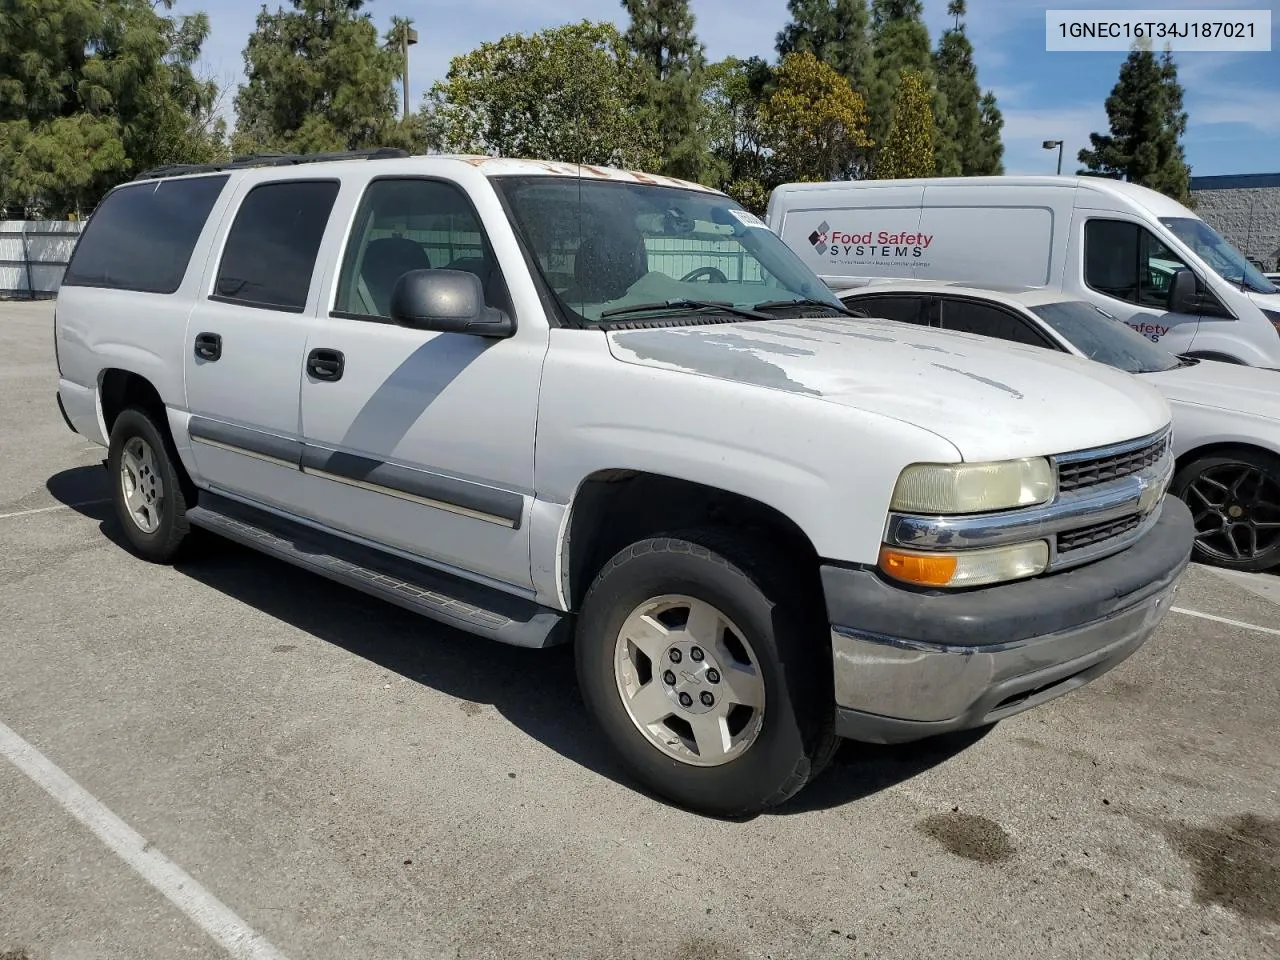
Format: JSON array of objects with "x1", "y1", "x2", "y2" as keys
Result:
[
  {"x1": 107, "y1": 407, "x2": 191, "y2": 563},
  {"x1": 1170, "y1": 448, "x2": 1280, "y2": 572},
  {"x1": 575, "y1": 531, "x2": 834, "y2": 817}
]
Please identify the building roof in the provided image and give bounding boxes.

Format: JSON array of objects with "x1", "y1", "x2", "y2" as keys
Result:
[{"x1": 1190, "y1": 173, "x2": 1280, "y2": 191}]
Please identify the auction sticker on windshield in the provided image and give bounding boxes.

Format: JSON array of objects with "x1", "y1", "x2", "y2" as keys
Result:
[{"x1": 729, "y1": 209, "x2": 768, "y2": 230}]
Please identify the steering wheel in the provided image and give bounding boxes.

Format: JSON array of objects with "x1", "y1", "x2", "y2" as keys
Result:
[{"x1": 680, "y1": 266, "x2": 729, "y2": 283}]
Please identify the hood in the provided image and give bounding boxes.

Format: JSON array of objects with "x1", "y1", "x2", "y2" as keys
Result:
[
  {"x1": 606, "y1": 317, "x2": 1171, "y2": 462},
  {"x1": 1248, "y1": 289, "x2": 1280, "y2": 311},
  {"x1": 1141, "y1": 358, "x2": 1280, "y2": 420}
]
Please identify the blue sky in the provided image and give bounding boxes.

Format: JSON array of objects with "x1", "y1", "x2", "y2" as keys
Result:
[{"x1": 195, "y1": 0, "x2": 1280, "y2": 177}]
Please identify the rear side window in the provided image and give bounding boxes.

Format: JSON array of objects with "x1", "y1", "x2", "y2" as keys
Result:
[
  {"x1": 846, "y1": 295, "x2": 925, "y2": 325},
  {"x1": 939, "y1": 298, "x2": 1053, "y2": 347},
  {"x1": 62, "y1": 175, "x2": 229, "y2": 294},
  {"x1": 213, "y1": 180, "x2": 340, "y2": 313}
]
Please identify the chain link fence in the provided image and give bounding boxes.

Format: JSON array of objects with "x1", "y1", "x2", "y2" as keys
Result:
[{"x1": 0, "y1": 221, "x2": 84, "y2": 299}]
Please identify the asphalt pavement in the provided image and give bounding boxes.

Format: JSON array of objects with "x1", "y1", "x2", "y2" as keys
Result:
[{"x1": 1, "y1": 299, "x2": 1277, "y2": 960}]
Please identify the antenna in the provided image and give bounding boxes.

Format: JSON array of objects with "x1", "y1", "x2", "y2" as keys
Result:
[{"x1": 575, "y1": 106, "x2": 584, "y2": 318}]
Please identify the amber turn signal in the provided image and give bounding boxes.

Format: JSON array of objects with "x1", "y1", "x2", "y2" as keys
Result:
[{"x1": 878, "y1": 547, "x2": 959, "y2": 587}]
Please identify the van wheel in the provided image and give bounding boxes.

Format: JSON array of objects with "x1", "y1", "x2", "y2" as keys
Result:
[
  {"x1": 107, "y1": 407, "x2": 191, "y2": 563},
  {"x1": 1170, "y1": 448, "x2": 1280, "y2": 572},
  {"x1": 575, "y1": 530, "x2": 835, "y2": 817}
]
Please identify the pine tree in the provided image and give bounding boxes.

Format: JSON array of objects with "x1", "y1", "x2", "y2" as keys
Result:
[
  {"x1": 974, "y1": 91, "x2": 1005, "y2": 175},
  {"x1": 933, "y1": 0, "x2": 982, "y2": 176},
  {"x1": 1078, "y1": 42, "x2": 1191, "y2": 201},
  {"x1": 234, "y1": 0, "x2": 403, "y2": 154},
  {"x1": 776, "y1": 0, "x2": 875, "y2": 97},
  {"x1": 875, "y1": 68, "x2": 934, "y2": 179},
  {"x1": 622, "y1": 0, "x2": 708, "y2": 181},
  {"x1": 868, "y1": 0, "x2": 933, "y2": 153}
]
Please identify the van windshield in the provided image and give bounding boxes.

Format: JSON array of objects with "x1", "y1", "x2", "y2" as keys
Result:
[
  {"x1": 1160, "y1": 217, "x2": 1278, "y2": 295},
  {"x1": 492, "y1": 176, "x2": 844, "y2": 325},
  {"x1": 1029, "y1": 300, "x2": 1182, "y2": 374}
]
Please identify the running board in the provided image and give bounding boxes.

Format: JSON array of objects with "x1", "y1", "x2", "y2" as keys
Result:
[{"x1": 185, "y1": 493, "x2": 568, "y2": 648}]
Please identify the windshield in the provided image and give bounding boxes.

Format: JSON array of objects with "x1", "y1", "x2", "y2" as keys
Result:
[
  {"x1": 1160, "y1": 217, "x2": 1278, "y2": 295},
  {"x1": 492, "y1": 176, "x2": 843, "y2": 324},
  {"x1": 1029, "y1": 300, "x2": 1182, "y2": 374}
]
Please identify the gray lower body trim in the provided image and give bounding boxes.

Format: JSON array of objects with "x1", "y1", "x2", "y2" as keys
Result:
[
  {"x1": 186, "y1": 417, "x2": 523, "y2": 528},
  {"x1": 56, "y1": 392, "x2": 78, "y2": 435},
  {"x1": 186, "y1": 493, "x2": 565, "y2": 648},
  {"x1": 188, "y1": 416, "x2": 302, "y2": 467},
  {"x1": 300, "y1": 446, "x2": 523, "y2": 529}
]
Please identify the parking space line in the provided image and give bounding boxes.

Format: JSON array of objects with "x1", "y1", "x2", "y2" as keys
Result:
[
  {"x1": 0, "y1": 720, "x2": 291, "y2": 960},
  {"x1": 1172, "y1": 606, "x2": 1280, "y2": 637},
  {"x1": 0, "y1": 499, "x2": 110, "y2": 521}
]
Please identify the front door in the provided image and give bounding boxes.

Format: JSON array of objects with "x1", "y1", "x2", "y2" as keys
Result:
[
  {"x1": 1078, "y1": 216, "x2": 1203, "y2": 354},
  {"x1": 184, "y1": 178, "x2": 341, "y2": 511},
  {"x1": 295, "y1": 176, "x2": 545, "y2": 593}
]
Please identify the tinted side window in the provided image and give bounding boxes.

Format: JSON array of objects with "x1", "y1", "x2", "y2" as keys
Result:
[
  {"x1": 214, "y1": 180, "x2": 340, "y2": 312},
  {"x1": 334, "y1": 178, "x2": 512, "y2": 320},
  {"x1": 62, "y1": 175, "x2": 229, "y2": 294},
  {"x1": 1084, "y1": 219, "x2": 1190, "y2": 310},
  {"x1": 847, "y1": 295, "x2": 925, "y2": 325},
  {"x1": 1137, "y1": 229, "x2": 1189, "y2": 309},
  {"x1": 940, "y1": 298, "x2": 1052, "y2": 348}
]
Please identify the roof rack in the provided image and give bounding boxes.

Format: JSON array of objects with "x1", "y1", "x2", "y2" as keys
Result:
[{"x1": 133, "y1": 146, "x2": 411, "y2": 181}]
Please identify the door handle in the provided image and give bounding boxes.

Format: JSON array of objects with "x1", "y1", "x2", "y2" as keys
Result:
[
  {"x1": 194, "y1": 332, "x2": 222, "y2": 361},
  {"x1": 306, "y1": 348, "x2": 345, "y2": 382}
]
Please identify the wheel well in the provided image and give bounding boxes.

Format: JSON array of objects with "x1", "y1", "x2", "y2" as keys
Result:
[
  {"x1": 99, "y1": 369, "x2": 166, "y2": 437},
  {"x1": 1174, "y1": 442, "x2": 1280, "y2": 478},
  {"x1": 98, "y1": 369, "x2": 197, "y2": 501},
  {"x1": 563, "y1": 471, "x2": 821, "y2": 611}
]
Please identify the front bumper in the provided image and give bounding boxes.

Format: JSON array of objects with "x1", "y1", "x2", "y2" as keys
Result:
[{"x1": 824, "y1": 495, "x2": 1194, "y2": 744}]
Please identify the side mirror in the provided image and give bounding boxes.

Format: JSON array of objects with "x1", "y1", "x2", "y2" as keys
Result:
[
  {"x1": 389, "y1": 269, "x2": 514, "y2": 338},
  {"x1": 1167, "y1": 268, "x2": 1198, "y2": 315}
]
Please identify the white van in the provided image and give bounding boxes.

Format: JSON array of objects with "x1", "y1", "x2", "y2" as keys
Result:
[{"x1": 766, "y1": 176, "x2": 1280, "y2": 367}]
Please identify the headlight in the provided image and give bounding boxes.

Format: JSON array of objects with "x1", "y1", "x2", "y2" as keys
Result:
[
  {"x1": 879, "y1": 541, "x2": 1049, "y2": 588},
  {"x1": 1262, "y1": 308, "x2": 1280, "y2": 336},
  {"x1": 890, "y1": 458, "x2": 1056, "y2": 514}
]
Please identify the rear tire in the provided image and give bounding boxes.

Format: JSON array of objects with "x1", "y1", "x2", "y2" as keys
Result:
[
  {"x1": 575, "y1": 530, "x2": 835, "y2": 817},
  {"x1": 1170, "y1": 448, "x2": 1280, "y2": 572},
  {"x1": 107, "y1": 407, "x2": 191, "y2": 564}
]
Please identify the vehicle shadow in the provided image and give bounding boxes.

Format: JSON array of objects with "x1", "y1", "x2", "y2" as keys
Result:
[{"x1": 47, "y1": 464, "x2": 988, "y2": 818}]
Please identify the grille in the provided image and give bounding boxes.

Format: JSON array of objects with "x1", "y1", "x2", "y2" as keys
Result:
[
  {"x1": 1057, "y1": 514, "x2": 1141, "y2": 553},
  {"x1": 1057, "y1": 435, "x2": 1168, "y2": 492}
]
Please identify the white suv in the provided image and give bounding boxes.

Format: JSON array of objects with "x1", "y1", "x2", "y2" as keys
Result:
[{"x1": 54, "y1": 150, "x2": 1194, "y2": 816}]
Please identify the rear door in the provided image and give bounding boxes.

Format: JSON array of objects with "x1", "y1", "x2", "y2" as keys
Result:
[
  {"x1": 916, "y1": 183, "x2": 1067, "y2": 287},
  {"x1": 183, "y1": 178, "x2": 341, "y2": 511}
]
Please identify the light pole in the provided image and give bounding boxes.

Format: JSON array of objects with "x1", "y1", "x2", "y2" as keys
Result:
[
  {"x1": 389, "y1": 18, "x2": 418, "y2": 122},
  {"x1": 1042, "y1": 139, "x2": 1064, "y2": 176}
]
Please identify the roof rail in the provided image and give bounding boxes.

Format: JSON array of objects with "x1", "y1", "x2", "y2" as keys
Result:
[{"x1": 133, "y1": 146, "x2": 411, "y2": 181}]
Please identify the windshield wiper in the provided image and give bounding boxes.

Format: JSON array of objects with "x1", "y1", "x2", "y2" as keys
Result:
[
  {"x1": 599, "y1": 299, "x2": 772, "y2": 321},
  {"x1": 752, "y1": 297, "x2": 863, "y2": 318}
]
